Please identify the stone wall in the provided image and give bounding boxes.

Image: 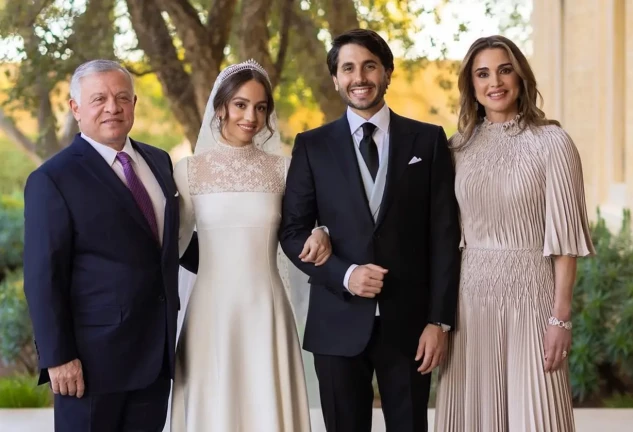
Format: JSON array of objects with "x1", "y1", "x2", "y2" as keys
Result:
[
  {"x1": 626, "y1": 1, "x2": 633, "y2": 217},
  {"x1": 532, "y1": 0, "x2": 632, "y2": 226}
]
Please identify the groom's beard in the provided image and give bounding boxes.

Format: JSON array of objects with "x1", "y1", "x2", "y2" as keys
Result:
[{"x1": 339, "y1": 79, "x2": 388, "y2": 112}]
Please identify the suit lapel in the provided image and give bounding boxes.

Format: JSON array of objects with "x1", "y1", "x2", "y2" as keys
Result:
[
  {"x1": 132, "y1": 141, "x2": 171, "y2": 252},
  {"x1": 375, "y1": 112, "x2": 416, "y2": 230},
  {"x1": 72, "y1": 135, "x2": 157, "y2": 242},
  {"x1": 326, "y1": 115, "x2": 374, "y2": 225}
]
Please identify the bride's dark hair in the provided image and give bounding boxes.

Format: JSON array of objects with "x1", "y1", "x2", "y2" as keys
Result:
[{"x1": 212, "y1": 68, "x2": 276, "y2": 138}]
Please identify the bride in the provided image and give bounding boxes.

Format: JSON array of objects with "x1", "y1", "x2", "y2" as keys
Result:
[{"x1": 168, "y1": 60, "x2": 330, "y2": 431}]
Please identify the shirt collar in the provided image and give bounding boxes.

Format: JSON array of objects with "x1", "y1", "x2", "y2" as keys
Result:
[
  {"x1": 81, "y1": 133, "x2": 138, "y2": 166},
  {"x1": 346, "y1": 102, "x2": 391, "y2": 136}
]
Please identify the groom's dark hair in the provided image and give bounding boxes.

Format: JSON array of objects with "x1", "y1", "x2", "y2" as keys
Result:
[{"x1": 327, "y1": 29, "x2": 394, "y2": 76}]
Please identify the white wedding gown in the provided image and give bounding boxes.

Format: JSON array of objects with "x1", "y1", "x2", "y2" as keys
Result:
[{"x1": 168, "y1": 142, "x2": 311, "y2": 432}]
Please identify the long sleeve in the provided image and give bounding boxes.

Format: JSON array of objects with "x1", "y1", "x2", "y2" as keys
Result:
[
  {"x1": 279, "y1": 134, "x2": 353, "y2": 299},
  {"x1": 427, "y1": 127, "x2": 462, "y2": 326},
  {"x1": 23, "y1": 170, "x2": 78, "y2": 369},
  {"x1": 542, "y1": 128, "x2": 595, "y2": 257},
  {"x1": 173, "y1": 157, "x2": 196, "y2": 257}
]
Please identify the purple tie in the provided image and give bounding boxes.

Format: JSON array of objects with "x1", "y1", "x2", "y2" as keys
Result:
[{"x1": 116, "y1": 152, "x2": 159, "y2": 240}]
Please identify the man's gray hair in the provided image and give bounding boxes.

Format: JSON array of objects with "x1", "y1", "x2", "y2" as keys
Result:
[{"x1": 70, "y1": 60, "x2": 134, "y2": 104}]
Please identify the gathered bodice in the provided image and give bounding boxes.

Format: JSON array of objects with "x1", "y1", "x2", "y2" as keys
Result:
[{"x1": 452, "y1": 121, "x2": 594, "y2": 257}]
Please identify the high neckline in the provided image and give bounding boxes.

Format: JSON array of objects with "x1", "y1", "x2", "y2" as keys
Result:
[
  {"x1": 216, "y1": 140, "x2": 256, "y2": 152},
  {"x1": 481, "y1": 114, "x2": 523, "y2": 135},
  {"x1": 483, "y1": 114, "x2": 521, "y2": 128}
]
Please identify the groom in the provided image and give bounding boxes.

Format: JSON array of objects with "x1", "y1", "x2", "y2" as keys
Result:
[
  {"x1": 23, "y1": 60, "x2": 198, "y2": 431},
  {"x1": 280, "y1": 29, "x2": 461, "y2": 431}
]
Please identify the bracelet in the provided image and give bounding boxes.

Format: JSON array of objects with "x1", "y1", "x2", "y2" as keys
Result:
[{"x1": 548, "y1": 316, "x2": 572, "y2": 330}]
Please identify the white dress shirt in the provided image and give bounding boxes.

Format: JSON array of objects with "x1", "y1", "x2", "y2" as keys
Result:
[
  {"x1": 82, "y1": 133, "x2": 166, "y2": 245},
  {"x1": 342, "y1": 104, "x2": 391, "y2": 314}
]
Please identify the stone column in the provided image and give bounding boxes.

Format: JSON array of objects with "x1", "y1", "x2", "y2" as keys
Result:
[
  {"x1": 530, "y1": 0, "x2": 563, "y2": 121},
  {"x1": 597, "y1": 0, "x2": 629, "y2": 229},
  {"x1": 561, "y1": 1, "x2": 606, "y2": 217},
  {"x1": 626, "y1": 1, "x2": 633, "y2": 212}
]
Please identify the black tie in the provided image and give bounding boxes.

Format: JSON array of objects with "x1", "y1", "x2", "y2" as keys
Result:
[{"x1": 359, "y1": 122, "x2": 379, "y2": 180}]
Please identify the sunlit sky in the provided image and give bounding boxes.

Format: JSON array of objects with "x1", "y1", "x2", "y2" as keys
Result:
[
  {"x1": 409, "y1": 0, "x2": 532, "y2": 59},
  {"x1": 0, "y1": 0, "x2": 532, "y2": 62}
]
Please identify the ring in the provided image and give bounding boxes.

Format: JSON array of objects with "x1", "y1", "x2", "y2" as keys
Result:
[{"x1": 562, "y1": 350, "x2": 568, "y2": 358}]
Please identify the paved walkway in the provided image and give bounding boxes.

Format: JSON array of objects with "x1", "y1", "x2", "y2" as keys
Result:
[{"x1": 1, "y1": 408, "x2": 632, "y2": 431}]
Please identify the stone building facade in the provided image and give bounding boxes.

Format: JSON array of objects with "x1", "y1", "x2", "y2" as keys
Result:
[{"x1": 531, "y1": 0, "x2": 632, "y2": 227}]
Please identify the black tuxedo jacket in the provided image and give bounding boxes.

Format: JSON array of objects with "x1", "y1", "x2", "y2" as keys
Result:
[
  {"x1": 280, "y1": 111, "x2": 461, "y2": 357},
  {"x1": 23, "y1": 134, "x2": 197, "y2": 394}
]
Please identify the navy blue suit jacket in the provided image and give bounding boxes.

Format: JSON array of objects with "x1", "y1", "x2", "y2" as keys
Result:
[{"x1": 23, "y1": 134, "x2": 196, "y2": 395}]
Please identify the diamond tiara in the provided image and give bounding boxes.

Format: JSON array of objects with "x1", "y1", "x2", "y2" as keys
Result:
[{"x1": 218, "y1": 59, "x2": 271, "y2": 85}]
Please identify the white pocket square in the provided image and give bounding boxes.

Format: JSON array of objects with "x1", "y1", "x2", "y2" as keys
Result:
[
  {"x1": 174, "y1": 191, "x2": 180, "y2": 197},
  {"x1": 408, "y1": 156, "x2": 422, "y2": 165}
]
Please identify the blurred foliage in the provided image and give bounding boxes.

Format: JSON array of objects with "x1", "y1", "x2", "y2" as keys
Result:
[
  {"x1": 0, "y1": 0, "x2": 530, "y2": 159},
  {"x1": 570, "y1": 209, "x2": 633, "y2": 404},
  {"x1": 0, "y1": 0, "x2": 115, "y2": 158},
  {"x1": 0, "y1": 270, "x2": 35, "y2": 374},
  {"x1": 132, "y1": 131, "x2": 183, "y2": 152},
  {"x1": 129, "y1": 73, "x2": 187, "y2": 151},
  {"x1": 0, "y1": 374, "x2": 51, "y2": 408},
  {"x1": 0, "y1": 0, "x2": 116, "y2": 115},
  {"x1": 602, "y1": 393, "x2": 633, "y2": 408},
  {"x1": 0, "y1": 137, "x2": 36, "y2": 194},
  {"x1": 0, "y1": 194, "x2": 33, "y2": 373},
  {"x1": 0, "y1": 192, "x2": 24, "y2": 278}
]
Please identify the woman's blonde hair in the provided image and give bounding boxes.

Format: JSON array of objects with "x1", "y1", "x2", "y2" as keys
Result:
[{"x1": 455, "y1": 35, "x2": 559, "y2": 146}]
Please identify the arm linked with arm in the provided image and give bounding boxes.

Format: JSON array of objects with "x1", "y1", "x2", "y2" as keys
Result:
[{"x1": 279, "y1": 134, "x2": 353, "y2": 299}]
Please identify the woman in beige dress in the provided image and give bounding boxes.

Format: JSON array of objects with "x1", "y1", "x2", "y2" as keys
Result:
[{"x1": 435, "y1": 35, "x2": 595, "y2": 431}]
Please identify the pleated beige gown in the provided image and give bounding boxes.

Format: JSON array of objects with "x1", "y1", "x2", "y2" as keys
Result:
[{"x1": 434, "y1": 119, "x2": 595, "y2": 432}]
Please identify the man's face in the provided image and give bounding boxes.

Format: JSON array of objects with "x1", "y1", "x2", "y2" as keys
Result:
[
  {"x1": 70, "y1": 70, "x2": 136, "y2": 149},
  {"x1": 332, "y1": 43, "x2": 392, "y2": 118}
]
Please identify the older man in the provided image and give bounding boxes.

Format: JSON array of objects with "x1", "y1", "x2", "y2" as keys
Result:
[{"x1": 23, "y1": 59, "x2": 197, "y2": 431}]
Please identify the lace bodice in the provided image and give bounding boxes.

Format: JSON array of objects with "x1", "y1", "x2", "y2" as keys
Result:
[{"x1": 187, "y1": 142, "x2": 286, "y2": 195}]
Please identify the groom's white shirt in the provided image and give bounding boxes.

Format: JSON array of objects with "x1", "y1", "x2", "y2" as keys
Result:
[
  {"x1": 347, "y1": 103, "x2": 391, "y2": 166},
  {"x1": 82, "y1": 132, "x2": 166, "y2": 245},
  {"x1": 343, "y1": 103, "x2": 391, "y2": 314}
]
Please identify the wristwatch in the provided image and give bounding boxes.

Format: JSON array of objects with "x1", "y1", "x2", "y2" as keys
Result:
[{"x1": 431, "y1": 322, "x2": 451, "y2": 333}]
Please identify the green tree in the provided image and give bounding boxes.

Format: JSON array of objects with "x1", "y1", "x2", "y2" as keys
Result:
[
  {"x1": 0, "y1": 0, "x2": 117, "y2": 162},
  {"x1": 0, "y1": 0, "x2": 530, "y2": 160}
]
